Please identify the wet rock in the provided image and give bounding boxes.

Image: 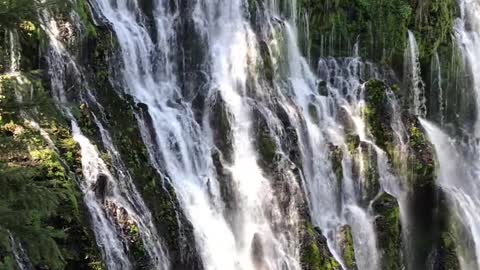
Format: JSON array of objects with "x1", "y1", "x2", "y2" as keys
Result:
[
  {"x1": 209, "y1": 92, "x2": 234, "y2": 164},
  {"x1": 93, "y1": 173, "x2": 109, "y2": 202},
  {"x1": 317, "y1": 80, "x2": 328, "y2": 96},
  {"x1": 251, "y1": 233, "x2": 265, "y2": 268},
  {"x1": 431, "y1": 194, "x2": 460, "y2": 270},
  {"x1": 104, "y1": 201, "x2": 149, "y2": 268},
  {"x1": 372, "y1": 192, "x2": 402, "y2": 270},
  {"x1": 211, "y1": 149, "x2": 240, "y2": 219},
  {"x1": 259, "y1": 40, "x2": 274, "y2": 84},
  {"x1": 363, "y1": 80, "x2": 394, "y2": 150},
  {"x1": 301, "y1": 223, "x2": 341, "y2": 270},
  {"x1": 337, "y1": 106, "x2": 355, "y2": 134},
  {"x1": 252, "y1": 107, "x2": 278, "y2": 170},
  {"x1": 336, "y1": 225, "x2": 357, "y2": 270},
  {"x1": 308, "y1": 103, "x2": 319, "y2": 123},
  {"x1": 137, "y1": 102, "x2": 149, "y2": 112},
  {"x1": 358, "y1": 142, "x2": 380, "y2": 205}
]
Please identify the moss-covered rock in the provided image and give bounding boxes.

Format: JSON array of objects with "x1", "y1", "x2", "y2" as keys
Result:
[
  {"x1": 363, "y1": 80, "x2": 394, "y2": 151},
  {"x1": 297, "y1": 0, "x2": 455, "y2": 65},
  {"x1": 210, "y1": 91, "x2": 234, "y2": 164},
  {"x1": 80, "y1": 25, "x2": 204, "y2": 270},
  {"x1": 372, "y1": 193, "x2": 402, "y2": 270},
  {"x1": 336, "y1": 225, "x2": 356, "y2": 270},
  {"x1": 300, "y1": 223, "x2": 340, "y2": 270}
]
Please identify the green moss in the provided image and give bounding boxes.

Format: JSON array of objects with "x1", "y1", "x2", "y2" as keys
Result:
[
  {"x1": 259, "y1": 41, "x2": 274, "y2": 83},
  {"x1": 81, "y1": 27, "x2": 203, "y2": 268},
  {"x1": 405, "y1": 120, "x2": 435, "y2": 187},
  {"x1": 338, "y1": 225, "x2": 356, "y2": 269},
  {"x1": 76, "y1": 0, "x2": 97, "y2": 38},
  {"x1": 303, "y1": 240, "x2": 322, "y2": 269},
  {"x1": 299, "y1": 0, "x2": 411, "y2": 62},
  {"x1": 301, "y1": 223, "x2": 340, "y2": 270},
  {"x1": 436, "y1": 230, "x2": 460, "y2": 270},
  {"x1": 257, "y1": 133, "x2": 277, "y2": 163},
  {"x1": 329, "y1": 144, "x2": 343, "y2": 185},
  {"x1": 346, "y1": 134, "x2": 360, "y2": 154},
  {"x1": 413, "y1": 0, "x2": 456, "y2": 59},
  {"x1": 362, "y1": 80, "x2": 393, "y2": 150},
  {"x1": 298, "y1": 0, "x2": 455, "y2": 65},
  {"x1": 372, "y1": 193, "x2": 402, "y2": 269},
  {"x1": 0, "y1": 73, "x2": 103, "y2": 269}
]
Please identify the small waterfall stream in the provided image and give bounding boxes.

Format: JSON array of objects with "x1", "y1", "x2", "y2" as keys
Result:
[
  {"x1": 404, "y1": 30, "x2": 426, "y2": 117},
  {"x1": 39, "y1": 9, "x2": 171, "y2": 270},
  {"x1": 8, "y1": 232, "x2": 32, "y2": 270}
]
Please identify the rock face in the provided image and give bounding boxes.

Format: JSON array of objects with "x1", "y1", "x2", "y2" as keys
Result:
[
  {"x1": 372, "y1": 193, "x2": 402, "y2": 270},
  {"x1": 336, "y1": 225, "x2": 356, "y2": 270},
  {"x1": 300, "y1": 224, "x2": 340, "y2": 270}
]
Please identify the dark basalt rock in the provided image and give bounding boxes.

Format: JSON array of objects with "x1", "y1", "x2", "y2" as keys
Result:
[
  {"x1": 93, "y1": 173, "x2": 109, "y2": 202},
  {"x1": 209, "y1": 91, "x2": 234, "y2": 164},
  {"x1": 251, "y1": 233, "x2": 265, "y2": 268}
]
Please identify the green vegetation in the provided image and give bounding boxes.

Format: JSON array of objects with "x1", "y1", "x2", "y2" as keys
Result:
[
  {"x1": 0, "y1": 0, "x2": 69, "y2": 29},
  {"x1": 82, "y1": 26, "x2": 203, "y2": 269},
  {"x1": 0, "y1": 0, "x2": 465, "y2": 269},
  {"x1": 301, "y1": 223, "x2": 340, "y2": 270},
  {"x1": 0, "y1": 73, "x2": 102, "y2": 269},
  {"x1": 76, "y1": 0, "x2": 97, "y2": 37},
  {"x1": 362, "y1": 80, "x2": 393, "y2": 150},
  {"x1": 298, "y1": 0, "x2": 455, "y2": 64},
  {"x1": 337, "y1": 225, "x2": 356, "y2": 269},
  {"x1": 372, "y1": 193, "x2": 402, "y2": 269}
]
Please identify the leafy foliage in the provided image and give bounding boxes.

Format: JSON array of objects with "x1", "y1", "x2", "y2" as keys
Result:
[
  {"x1": 0, "y1": 0, "x2": 68, "y2": 29},
  {"x1": 0, "y1": 73, "x2": 102, "y2": 269}
]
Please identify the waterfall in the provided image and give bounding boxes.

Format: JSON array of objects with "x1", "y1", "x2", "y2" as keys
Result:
[
  {"x1": 71, "y1": 122, "x2": 134, "y2": 269},
  {"x1": 430, "y1": 52, "x2": 445, "y2": 125},
  {"x1": 404, "y1": 30, "x2": 426, "y2": 117},
  {"x1": 419, "y1": 1, "x2": 480, "y2": 270},
  {"x1": 89, "y1": 0, "x2": 303, "y2": 269},
  {"x1": 10, "y1": 0, "x2": 429, "y2": 268},
  {"x1": 454, "y1": 0, "x2": 480, "y2": 136},
  {"x1": 86, "y1": 0, "x2": 419, "y2": 268},
  {"x1": 9, "y1": 0, "x2": 480, "y2": 269},
  {"x1": 8, "y1": 30, "x2": 20, "y2": 73},
  {"x1": 199, "y1": 1, "x2": 301, "y2": 269},
  {"x1": 282, "y1": 23, "x2": 382, "y2": 269},
  {"x1": 420, "y1": 119, "x2": 480, "y2": 270}
]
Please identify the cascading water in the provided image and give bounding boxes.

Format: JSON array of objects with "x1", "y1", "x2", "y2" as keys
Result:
[
  {"x1": 89, "y1": 0, "x2": 303, "y2": 269},
  {"x1": 404, "y1": 30, "x2": 426, "y2": 117},
  {"x1": 8, "y1": 30, "x2": 20, "y2": 74},
  {"x1": 430, "y1": 52, "x2": 445, "y2": 125},
  {"x1": 8, "y1": 0, "x2": 480, "y2": 269},
  {"x1": 454, "y1": 0, "x2": 480, "y2": 136},
  {"x1": 281, "y1": 24, "x2": 382, "y2": 269},
  {"x1": 40, "y1": 10, "x2": 170, "y2": 270},
  {"x1": 71, "y1": 122, "x2": 133, "y2": 269},
  {"x1": 84, "y1": 0, "x2": 418, "y2": 269},
  {"x1": 421, "y1": 120, "x2": 480, "y2": 270},
  {"x1": 420, "y1": 0, "x2": 480, "y2": 269},
  {"x1": 279, "y1": 15, "x2": 413, "y2": 268}
]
